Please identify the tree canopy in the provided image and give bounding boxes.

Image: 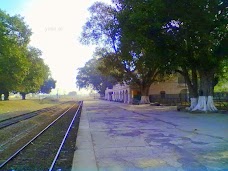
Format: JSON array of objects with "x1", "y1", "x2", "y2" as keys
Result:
[
  {"x1": 80, "y1": 1, "x2": 168, "y2": 103},
  {"x1": 0, "y1": 10, "x2": 53, "y2": 100},
  {"x1": 18, "y1": 47, "x2": 51, "y2": 99},
  {"x1": 76, "y1": 57, "x2": 117, "y2": 96},
  {"x1": 0, "y1": 10, "x2": 32, "y2": 100},
  {"x1": 79, "y1": 0, "x2": 228, "y2": 109},
  {"x1": 40, "y1": 77, "x2": 56, "y2": 94}
]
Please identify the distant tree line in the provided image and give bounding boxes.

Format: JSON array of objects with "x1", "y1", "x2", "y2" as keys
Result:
[
  {"x1": 77, "y1": 0, "x2": 228, "y2": 112},
  {"x1": 0, "y1": 10, "x2": 56, "y2": 100}
]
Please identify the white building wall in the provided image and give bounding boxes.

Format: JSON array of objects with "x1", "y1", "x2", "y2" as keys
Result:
[
  {"x1": 105, "y1": 84, "x2": 132, "y2": 103},
  {"x1": 105, "y1": 76, "x2": 187, "y2": 104}
]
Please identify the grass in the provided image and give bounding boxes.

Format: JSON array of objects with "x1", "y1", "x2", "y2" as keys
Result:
[
  {"x1": 0, "y1": 98, "x2": 61, "y2": 121},
  {"x1": 0, "y1": 102, "x2": 76, "y2": 162}
]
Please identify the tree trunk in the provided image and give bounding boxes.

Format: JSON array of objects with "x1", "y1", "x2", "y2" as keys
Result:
[
  {"x1": 189, "y1": 98, "x2": 198, "y2": 110},
  {"x1": 188, "y1": 69, "x2": 198, "y2": 110},
  {"x1": 179, "y1": 68, "x2": 198, "y2": 110},
  {"x1": 192, "y1": 70, "x2": 217, "y2": 112},
  {"x1": 21, "y1": 92, "x2": 26, "y2": 100},
  {"x1": 3, "y1": 91, "x2": 9, "y2": 101},
  {"x1": 140, "y1": 85, "x2": 150, "y2": 104}
]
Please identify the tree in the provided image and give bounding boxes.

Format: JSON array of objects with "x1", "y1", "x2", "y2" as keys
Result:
[
  {"x1": 113, "y1": 0, "x2": 228, "y2": 110},
  {"x1": 76, "y1": 57, "x2": 117, "y2": 96},
  {"x1": 68, "y1": 91, "x2": 77, "y2": 96},
  {"x1": 0, "y1": 45, "x2": 29, "y2": 100},
  {"x1": 115, "y1": 0, "x2": 173, "y2": 103},
  {"x1": 0, "y1": 10, "x2": 32, "y2": 100},
  {"x1": 80, "y1": 2, "x2": 120, "y2": 52},
  {"x1": 81, "y1": 1, "x2": 167, "y2": 103},
  {"x1": 160, "y1": 0, "x2": 228, "y2": 111},
  {"x1": 40, "y1": 78, "x2": 56, "y2": 94},
  {"x1": 17, "y1": 47, "x2": 50, "y2": 100},
  {"x1": 0, "y1": 10, "x2": 54, "y2": 100},
  {"x1": 97, "y1": 49, "x2": 165, "y2": 103},
  {"x1": 81, "y1": 0, "x2": 227, "y2": 107}
]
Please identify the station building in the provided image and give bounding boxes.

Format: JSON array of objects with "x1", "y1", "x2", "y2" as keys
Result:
[
  {"x1": 104, "y1": 75, "x2": 188, "y2": 104},
  {"x1": 105, "y1": 84, "x2": 139, "y2": 103}
]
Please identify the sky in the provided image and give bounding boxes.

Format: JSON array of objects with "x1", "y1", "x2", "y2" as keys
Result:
[{"x1": 0, "y1": 0, "x2": 111, "y2": 95}]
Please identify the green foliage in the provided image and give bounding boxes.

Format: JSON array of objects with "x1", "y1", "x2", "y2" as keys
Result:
[
  {"x1": 169, "y1": 0, "x2": 227, "y2": 70},
  {"x1": 215, "y1": 60, "x2": 228, "y2": 92},
  {"x1": 94, "y1": 48, "x2": 126, "y2": 83},
  {"x1": 18, "y1": 47, "x2": 50, "y2": 96},
  {"x1": 0, "y1": 10, "x2": 52, "y2": 100},
  {"x1": 0, "y1": 10, "x2": 32, "y2": 96},
  {"x1": 80, "y1": 0, "x2": 228, "y2": 97},
  {"x1": 116, "y1": 0, "x2": 169, "y2": 88},
  {"x1": 80, "y1": 2, "x2": 119, "y2": 52},
  {"x1": 40, "y1": 78, "x2": 56, "y2": 94},
  {"x1": 80, "y1": 1, "x2": 168, "y2": 96},
  {"x1": 162, "y1": 0, "x2": 228, "y2": 96},
  {"x1": 115, "y1": 0, "x2": 228, "y2": 96},
  {"x1": 76, "y1": 57, "x2": 117, "y2": 95}
]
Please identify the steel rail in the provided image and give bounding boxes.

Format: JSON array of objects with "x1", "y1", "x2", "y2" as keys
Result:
[
  {"x1": 0, "y1": 103, "x2": 77, "y2": 169},
  {"x1": 0, "y1": 105, "x2": 59, "y2": 129},
  {"x1": 0, "y1": 112, "x2": 40, "y2": 129},
  {"x1": 49, "y1": 101, "x2": 83, "y2": 171}
]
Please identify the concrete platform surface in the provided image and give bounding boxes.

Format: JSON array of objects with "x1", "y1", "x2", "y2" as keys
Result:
[{"x1": 71, "y1": 100, "x2": 228, "y2": 171}]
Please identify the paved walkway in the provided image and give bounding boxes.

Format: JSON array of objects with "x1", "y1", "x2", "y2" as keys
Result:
[{"x1": 72, "y1": 100, "x2": 228, "y2": 171}]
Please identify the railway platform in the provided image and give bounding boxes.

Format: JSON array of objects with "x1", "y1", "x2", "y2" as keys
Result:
[{"x1": 71, "y1": 100, "x2": 228, "y2": 171}]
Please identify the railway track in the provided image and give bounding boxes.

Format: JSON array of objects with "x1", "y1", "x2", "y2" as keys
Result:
[
  {"x1": 0, "y1": 102, "x2": 70, "y2": 129},
  {"x1": 0, "y1": 101, "x2": 83, "y2": 170}
]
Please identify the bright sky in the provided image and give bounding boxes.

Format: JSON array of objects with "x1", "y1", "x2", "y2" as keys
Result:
[{"x1": 0, "y1": 0, "x2": 111, "y2": 94}]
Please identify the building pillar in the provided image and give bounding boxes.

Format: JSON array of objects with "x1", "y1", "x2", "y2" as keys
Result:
[
  {"x1": 124, "y1": 90, "x2": 127, "y2": 103},
  {"x1": 113, "y1": 92, "x2": 115, "y2": 101},
  {"x1": 128, "y1": 88, "x2": 132, "y2": 103}
]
